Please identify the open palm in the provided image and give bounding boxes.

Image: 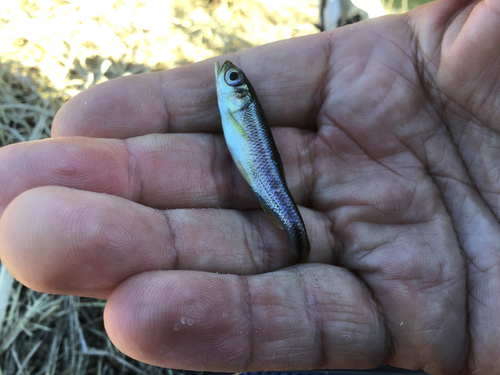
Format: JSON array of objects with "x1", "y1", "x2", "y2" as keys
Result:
[{"x1": 1, "y1": 1, "x2": 499, "y2": 374}]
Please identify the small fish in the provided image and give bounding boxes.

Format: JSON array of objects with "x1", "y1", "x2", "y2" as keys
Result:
[{"x1": 215, "y1": 60, "x2": 310, "y2": 265}]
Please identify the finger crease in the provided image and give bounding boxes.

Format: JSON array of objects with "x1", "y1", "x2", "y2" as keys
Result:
[
  {"x1": 243, "y1": 212, "x2": 260, "y2": 273},
  {"x1": 160, "y1": 210, "x2": 179, "y2": 271},
  {"x1": 296, "y1": 267, "x2": 326, "y2": 368},
  {"x1": 123, "y1": 138, "x2": 143, "y2": 204},
  {"x1": 158, "y1": 73, "x2": 172, "y2": 133},
  {"x1": 240, "y1": 276, "x2": 254, "y2": 372}
]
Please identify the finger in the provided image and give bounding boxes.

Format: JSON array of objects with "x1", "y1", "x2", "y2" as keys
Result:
[
  {"x1": 429, "y1": 2, "x2": 500, "y2": 372},
  {"x1": 0, "y1": 129, "x2": 314, "y2": 213},
  {"x1": 437, "y1": 0, "x2": 500, "y2": 105},
  {"x1": 0, "y1": 136, "x2": 131, "y2": 213},
  {"x1": 52, "y1": 33, "x2": 330, "y2": 138},
  {"x1": 104, "y1": 266, "x2": 387, "y2": 371},
  {"x1": 0, "y1": 186, "x2": 335, "y2": 298}
]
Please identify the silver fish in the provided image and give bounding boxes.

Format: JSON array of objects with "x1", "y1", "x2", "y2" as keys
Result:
[{"x1": 215, "y1": 60, "x2": 310, "y2": 265}]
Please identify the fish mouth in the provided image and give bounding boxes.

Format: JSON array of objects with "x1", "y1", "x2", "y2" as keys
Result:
[{"x1": 215, "y1": 60, "x2": 237, "y2": 78}]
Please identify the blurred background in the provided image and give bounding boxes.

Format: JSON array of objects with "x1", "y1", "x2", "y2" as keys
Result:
[{"x1": 0, "y1": 0, "x2": 432, "y2": 373}]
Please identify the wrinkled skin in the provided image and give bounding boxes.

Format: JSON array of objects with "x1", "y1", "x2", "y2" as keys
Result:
[{"x1": 0, "y1": 0, "x2": 499, "y2": 373}]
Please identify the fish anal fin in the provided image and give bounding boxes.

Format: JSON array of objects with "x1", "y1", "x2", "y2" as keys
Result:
[{"x1": 256, "y1": 196, "x2": 284, "y2": 230}]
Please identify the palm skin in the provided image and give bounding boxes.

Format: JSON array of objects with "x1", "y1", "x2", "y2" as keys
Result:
[{"x1": 0, "y1": 0, "x2": 499, "y2": 373}]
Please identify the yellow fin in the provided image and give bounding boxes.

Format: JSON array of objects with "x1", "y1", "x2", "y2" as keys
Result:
[
  {"x1": 237, "y1": 161, "x2": 251, "y2": 185},
  {"x1": 223, "y1": 111, "x2": 252, "y2": 185},
  {"x1": 226, "y1": 110, "x2": 248, "y2": 138}
]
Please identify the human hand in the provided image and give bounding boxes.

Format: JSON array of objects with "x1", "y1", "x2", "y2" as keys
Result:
[{"x1": 1, "y1": 1, "x2": 499, "y2": 373}]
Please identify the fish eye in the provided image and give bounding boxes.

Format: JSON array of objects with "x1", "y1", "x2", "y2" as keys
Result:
[{"x1": 225, "y1": 68, "x2": 243, "y2": 86}]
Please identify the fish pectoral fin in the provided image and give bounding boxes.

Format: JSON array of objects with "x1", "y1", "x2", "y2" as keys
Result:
[
  {"x1": 226, "y1": 111, "x2": 248, "y2": 138},
  {"x1": 256, "y1": 196, "x2": 284, "y2": 230},
  {"x1": 236, "y1": 161, "x2": 251, "y2": 185}
]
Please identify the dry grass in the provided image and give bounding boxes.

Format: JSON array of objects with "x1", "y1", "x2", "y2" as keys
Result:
[{"x1": 0, "y1": 0, "x2": 430, "y2": 373}]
